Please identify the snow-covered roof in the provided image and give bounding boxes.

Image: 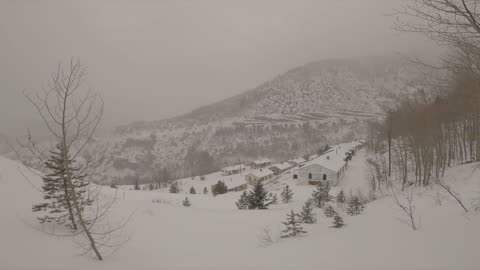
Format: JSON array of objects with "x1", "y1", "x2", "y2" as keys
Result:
[
  {"x1": 246, "y1": 168, "x2": 274, "y2": 178},
  {"x1": 269, "y1": 162, "x2": 293, "y2": 171},
  {"x1": 302, "y1": 140, "x2": 364, "y2": 172},
  {"x1": 290, "y1": 157, "x2": 307, "y2": 164},
  {"x1": 221, "y1": 164, "x2": 245, "y2": 171},
  {"x1": 251, "y1": 158, "x2": 272, "y2": 165}
]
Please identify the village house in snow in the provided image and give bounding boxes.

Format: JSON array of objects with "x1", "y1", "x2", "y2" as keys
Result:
[
  {"x1": 250, "y1": 158, "x2": 272, "y2": 169},
  {"x1": 244, "y1": 168, "x2": 274, "y2": 184},
  {"x1": 296, "y1": 140, "x2": 365, "y2": 185},
  {"x1": 269, "y1": 162, "x2": 294, "y2": 175},
  {"x1": 221, "y1": 164, "x2": 246, "y2": 176}
]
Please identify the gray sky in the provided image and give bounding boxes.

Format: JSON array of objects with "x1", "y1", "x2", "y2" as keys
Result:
[{"x1": 0, "y1": 0, "x2": 438, "y2": 137}]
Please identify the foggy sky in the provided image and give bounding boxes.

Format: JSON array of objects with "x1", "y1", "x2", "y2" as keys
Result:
[{"x1": 0, "y1": 0, "x2": 438, "y2": 137}]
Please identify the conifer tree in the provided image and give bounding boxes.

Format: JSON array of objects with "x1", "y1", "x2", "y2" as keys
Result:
[
  {"x1": 235, "y1": 191, "x2": 250, "y2": 209},
  {"x1": 182, "y1": 197, "x2": 192, "y2": 207},
  {"x1": 311, "y1": 182, "x2": 331, "y2": 208},
  {"x1": 281, "y1": 185, "x2": 294, "y2": 203},
  {"x1": 336, "y1": 190, "x2": 346, "y2": 204},
  {"x1": 331, "y1": 214, "x2": 345, "y2": 228},
  {"x1": 281, "y1": 210, "x2": 307, "y2": 238},
  {"x1": 324, "y1": 205, "x2": 337, "y2": 218},
  {"x1": 133, "y1": 175, "x2": 140, "y2": 190},
  {"x1": 212, "y1": 181, "x2": 228, "y2": 196},
  {"x1": 149, "y1": 183, "x2": 154, "y2": 191},
  {"x1": 300, "y1": 199, "x2": 316, "y2": 224},
  {"x1": 32, "y1": 144, "x2": 92, "y2": 229},
  {"x1": 203, "y1": 187, "x2": 208, "y2": 195},
  {"x1": 346, "y1": 196, "x2": 365, "y2": 216},
  {"x1": 169, "y1": 181, "x2": 179, "y2": 193},
  {"x1": 248, "y1": 181, "x2": 270, "y2": 209},
  {"x1": 189, "y1": 186, "x2": 196, "y2": 194}
]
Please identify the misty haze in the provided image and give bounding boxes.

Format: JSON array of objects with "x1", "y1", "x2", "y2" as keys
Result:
[{"x1": 1, "y1": 1, "x2": 479, "y2": 270}]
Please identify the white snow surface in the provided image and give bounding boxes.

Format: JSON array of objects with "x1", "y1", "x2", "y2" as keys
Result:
[{"x1": 1, "y1": 151, "x2": 480, "y2": 270}]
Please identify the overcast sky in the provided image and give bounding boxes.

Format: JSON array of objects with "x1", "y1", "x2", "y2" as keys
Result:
[{"x1": 0, "y1": 0, "x2": 438, "y2": 137}]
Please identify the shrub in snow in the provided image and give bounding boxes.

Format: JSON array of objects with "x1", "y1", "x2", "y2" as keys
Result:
[
  {"x1": 236, "y1": 191, "x2": 250, "y2": 210},
  {"x1": 182, "y1": 197, "x2": 192, "y2": 207},
  {"x1": 312, "y1": 181, "x2": 331, "y2": 208},
  {"x1": 203, "y1": 187, "x2": 208, "y2": 195},
  {"x1": 300, "y1": 199, "x2": 316, "y2": 224},
  {"x1": 281, "y1": 210, "x2": 307, "y2": 238},
  {"x1": 331, "y1": 215, "x2": 345, "y2": 229},
  {"x1": 336, "y1": 190, "x2": 346, "y2": 204},
  {"x1": 281, "y1": 185, "x2": 294, "y2": 203},
  {"x1": 149, "y1": 183, "x2": 154, "y2": 191},
  {"x1": 200, "y1": 175, "x2": 206, "y2": 181},
  {"x1": 269, "y1": 193, "x2": 278, "y2": 205},
  {"x1": 169, "y1": 182, "x2": 180, "y2": 193},
  {"x1": 324, "y1": 205, "x2": 337, "y2": 218},
  {"x1": 346, "y1": 196, "x2": 365, "y2": 216},
  {"x1": 189, "y1": 186, "x2": 196, "y2": 194},
  {"x1": 248, "y1": 181, "x2": 271, "y2": 209},
  {"x1": 212, "y1": 181, "x2": 228, "y2": 196}
]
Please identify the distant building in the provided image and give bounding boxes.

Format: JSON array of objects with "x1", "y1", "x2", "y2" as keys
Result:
[
  {"x1": 250, "y1": 158, "x2": 272, "y2": 169},
  {"x1": 245, "y1": 168, "x2": 274, "y2": 184},
  {"x1": 269, "y1": 162, "x2": 294, "y2": 175},
  {"x1": 221, "y1": 164, "x2": 246, "y2": 176},
  {"x1": 297, "y1": 154, "x2": 347, "y2": 186}
]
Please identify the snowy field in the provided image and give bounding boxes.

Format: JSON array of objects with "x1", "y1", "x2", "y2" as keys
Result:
[{"x1": 1, "y1": 151, "x2": 480, "y2": 270}]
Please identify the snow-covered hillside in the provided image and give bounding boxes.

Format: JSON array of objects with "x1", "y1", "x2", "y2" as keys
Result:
[
  {"x1": 80, "y1": 56, "x2": 426, "y2": 184},
  {"x1": 2, "y1": 147, "x2": 480, "y2": 270}
]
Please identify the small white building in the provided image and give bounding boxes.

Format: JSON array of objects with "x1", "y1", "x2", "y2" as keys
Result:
[
  {"x1": 245, "y1": 168, "x2": 274, "y2": 184},
  {"x1": 250, "y1": 158, "x2": 272, "y2": 169},
  {"x1": 221, "y1": 164, "x2": 246, "y2": 176},
  {"x1": 297, "y1": 154, "x2": 347, "y2": 186}
]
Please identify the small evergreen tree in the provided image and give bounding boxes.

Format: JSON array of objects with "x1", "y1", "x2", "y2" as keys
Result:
[
  {"x1": 281, "y1": 185, "x2": 294, "y2": 203},
  {"x1": 235, "y1": 191, "x2": 250, "y2": 210},
  {"x1": 203, "y1": 187, "x2": 208, "y2": 195},
  {"x1": 248, "y1": 181, "x2": 270, "y2": 209},
  {"x1": 324, "y1": 205, "x2": 337, "y2": 218},
  {"x1": 336, "y1": 190, "x2": 346, "y2": 204},
  {"x1": 212, "y1": 181, "x2": 228, "y2": 196},
  {"x1": 148, "y1": 183, "x2": 154, "y2": 191},
  {"x1": 300, "y1": 199, "x2": 316, "y2": 224},
  {"x1": 169, "y1": 181, "x2": 179, "y2": 194},
  {"x1": 346, "y1": 196, "x2": 365, "y2": 216},
  {"x1": 331, "y1": 214, "x2": 345, "y2": 228},
  {"x1": 189, "y1": 186, "x2": 196, "y2": 194},
  {"x1": 32, "y1": 144, "x2": 92, "y2": 229},
  {"x1": 182, "y1": 197, "x2": 192, "y2": 207},
  {"x1": 311, "y1": 181, "x2": 331, "y2": 208},
  {"x1": 281, "y1": 210, "x2": 307, "y2": 238}
]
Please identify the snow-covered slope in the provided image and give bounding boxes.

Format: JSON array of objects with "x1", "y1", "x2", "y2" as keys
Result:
[
  {"x1": 82, "y1": 56, "x2": 425, "y2": 184},
  {"x1": 2, "y1": 151, "x2": 480, "y2": 270}
]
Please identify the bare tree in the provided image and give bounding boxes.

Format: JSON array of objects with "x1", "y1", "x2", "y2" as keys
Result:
[
  {"x1": 13, "y1": 59, "x2": 123, "y2": 261},
  {"x1": 433, "y1": 177, "x2": 469, "y2": 212},
  {"x1": 391, "y1": 186, "x2": 417, "y2": 231}
]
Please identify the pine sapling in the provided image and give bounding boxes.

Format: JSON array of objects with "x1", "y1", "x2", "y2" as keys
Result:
[
  {"x1": 182, "y1": 197, "x2": 192, "y2": 207},
  {"x1": 281, "y1": 210, "x2": 307, "y2": 238},
  {"x1": 281, "y1": 185, "x2": 294, "y2": 203},
  {"x1": 270, "y1": 193, "x2": 278, "y2": 205},
  {"x1": 346, "y1": 196, "x2": 365, "y2": 216},
  {"x1": 203, "y1": 187, "x2": 208, "y2": 195},
  {"x1": 331, "y1": 214, "x2": 345, "y2": 229},
  {"x1": 336, "y1": 190, "x2": 346, "y2": 204},
  {"x1": 324, "y1": 205, "x2": 337, "y2": 218},
  {"x1": 236, "y1": 191, "x2": 250, "y2": 210},
  {"x1": 189, "y1": 186, "x2": 196, "y2": 194},
  {"x1": 300, "y1": 199, "x2": 316, "y2": 224}
]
